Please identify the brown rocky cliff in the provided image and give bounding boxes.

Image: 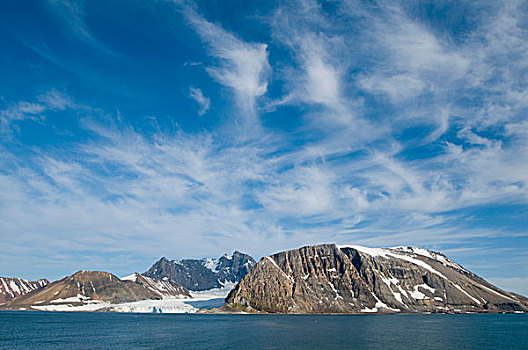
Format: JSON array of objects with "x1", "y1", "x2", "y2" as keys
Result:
[{"x1": 225, "y1": 244, "x2": 528, "y2": 313}]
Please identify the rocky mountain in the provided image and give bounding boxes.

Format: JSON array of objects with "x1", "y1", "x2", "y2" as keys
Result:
[
  {"x1": 2, "y1": 270, "x2": 189, "y2": 311},
  {"x1": 143, "y1": 251, "x2": 256, "y2": 291},
  {"x1": 0, "y1": 277, "x2": 48, "y2": 303},
  {"x1": 225, "y1": 244, "x2": 528, "y2": 314},
  {"x1": 121, "y1": 273, "x2": 190, "y2": 298}
]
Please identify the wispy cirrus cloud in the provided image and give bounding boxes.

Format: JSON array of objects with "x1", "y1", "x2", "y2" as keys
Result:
[
  {"x1": 270, "y1": 4, "x2": 352, "y2": 117},
  {"x1": 180, "y1": 4, "x2": 270, "y2": 132},
  {"x1": 188, "y1": 87, "x2": 210, "y2": 116},
  {"x1": 45, "y1": 0, "x2": 115, "y2": 55},
  {"x1": 0, "y1": 90, "x2": 75, "y2": 136}
]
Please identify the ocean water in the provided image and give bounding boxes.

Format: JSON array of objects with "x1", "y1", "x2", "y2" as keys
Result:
[{"x1": 0, "y1": 312, "x2": 527, "y2": 349}]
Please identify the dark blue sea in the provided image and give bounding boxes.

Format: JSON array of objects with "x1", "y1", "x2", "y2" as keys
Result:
[{"x1": 0, "y1": 311, "x2": 527, "y2": 349}]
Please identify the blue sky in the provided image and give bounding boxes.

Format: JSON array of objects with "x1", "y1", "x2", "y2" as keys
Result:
[{"x1": 1, "y1": 0, "x2": 527, "y2": 295}]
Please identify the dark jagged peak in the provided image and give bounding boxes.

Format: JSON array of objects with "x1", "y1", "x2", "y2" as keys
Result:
[
  {"x1": 143, "y1": 251, "x2": 256, "y2": 291},
  {"x1": 225, "y1": 244, "x2": 528, "y2": 314},
  {"x1": 215, "y1": 251, "x2": 256, "y2": 285}
]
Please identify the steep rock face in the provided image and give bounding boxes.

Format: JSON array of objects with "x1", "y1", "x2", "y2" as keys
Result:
[
  {"x1": 0, "y1": 277, "x2": 48, "y2": 303},
  {"x1": 226, "y1": 244, "x2": 528, "y2": 314},
  {"x1": 3, "y1": 270, "x2": 189, "y2": 310},
  {"x1": 144, "y1": 251, "x2": 256, "y2": 291}
]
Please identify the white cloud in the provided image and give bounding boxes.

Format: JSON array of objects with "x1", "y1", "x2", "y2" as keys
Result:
[
  {"x1": 270, "y1": 9, "x2": 350, "y2": 114},
  {"x1": 0, "y1": 102, "x2": 45, "y2": 135},
  {"x1": 353, "y1": 2, "x2": 469, "y2": 142},
  {"x1": 383, "y1": 15, "x2": 468, "y2": 78},
  {"x1": 305, "y1": 53, "x2": 341, "y2": 106},
  {"x1": 0, "y1": 90, "x2": 75, "y2": 136},
  {"x1": 188, "y1": 87, "x2": 210, "y2": 116},
  {"x1": 182, "y1": 6, "x2": 270, "y2": 128},
  {"x1": 1, "y1": 101, "x2": 526, "y2": 279},
  {"x1": 0, "y1": 90, "x2": 76, "y2": 138},
  {"x1": 359, "y1": 74, "x2": 425, "y2": 102},
  {"x1": 48, "y1": 0, "x2": 91, "y2": 38},
  {"x1": 257, "y1": 166, "x2": 336, "y2": 217},
  {"x1": 46, "y1": 0, "x2": 115, "y2": 55},
  {"x1": 38, "y1": 89, "x2": 76, "y2": 111}
]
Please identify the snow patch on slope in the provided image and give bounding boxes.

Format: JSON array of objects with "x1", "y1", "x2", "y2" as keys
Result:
[
  {"x1": 32, "y1": 301, "x2": 110, "y2": 312},
  {"x1": 120, "y1": 274, "x2": 137, "y2": 282},
  {"x1": 202, "y1": 258, "x2": 219, "y2": 272},
  {"x1": 0, "y1": 277, "x2": 48, "y2": 301},
  {"x1": 391, "y1": 246, "x2": 467, "y2": 271},
  {"x1": 338, "y1": 244, "x2": 447, "y2": 279},
  {"x1": 338, "y1": 245, "x2": 389, "y2": 257},
  {"x1": 453, "y1": 284, "x2": 481, "y2": 305},
  {"x1": 50, "y1": 294, "x2": 91, "y2": 303}
]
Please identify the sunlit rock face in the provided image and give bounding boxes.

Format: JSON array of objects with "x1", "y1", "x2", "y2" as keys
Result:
[{"x1": 226, "y1": 244, "x2": 528, "y2": 314}]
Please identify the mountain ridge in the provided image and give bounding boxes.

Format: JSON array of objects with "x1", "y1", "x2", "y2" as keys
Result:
[
  {"x1": 224, "y1": 244, "x2": 528, "y2": 314},
  {"x1": 2, "y1": 245, "x2": 526, "y2": 314},
  {"x1": 1, "y1": 270, "x2": 190, "y2": 311},
  {"x1": 143, "y1": 251, "x2": 256, "y2": 291}
]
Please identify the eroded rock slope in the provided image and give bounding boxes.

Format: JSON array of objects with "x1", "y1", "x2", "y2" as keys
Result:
[{"x1": 225, "y1": 244, "x2": 528, "y2": 313}]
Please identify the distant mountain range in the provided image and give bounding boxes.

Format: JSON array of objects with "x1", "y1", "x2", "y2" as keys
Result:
[
  {"x1": 223, "y1": 244, "x2": 528, "y2": 313},
  {"x1": 1, "y1": 270, "x2": 191, "y2": 311},
  {"x1": 0, "y1": 251, "x2": 255, "y2": 312},
  {"x1": 2, "y1": 245, "x2": 527, "y2": 314},
  {"x1": 143, "y1": 251, "x2": 256, "y2": 291}
]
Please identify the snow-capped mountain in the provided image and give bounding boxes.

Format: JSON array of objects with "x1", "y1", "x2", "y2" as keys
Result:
[
  {"x1": 143, "y1": 251, "x2": 256, "y2": 291},
  {"x1": 225, "y1": 244, "x2": 528, "y2": 313},
  {"x1": 1, "y1": 270, "x2": 190, "y2": 311},
  {"x1": 0, "y1": 277, "x2": 48, "y2": 303}
]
